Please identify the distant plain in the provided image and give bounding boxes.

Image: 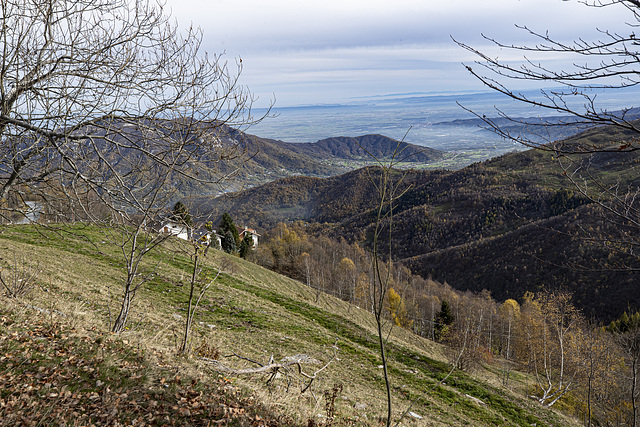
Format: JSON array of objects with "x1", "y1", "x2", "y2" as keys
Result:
[{"x1": 251, "y1": 88, "x2": 640, "y2": 167}]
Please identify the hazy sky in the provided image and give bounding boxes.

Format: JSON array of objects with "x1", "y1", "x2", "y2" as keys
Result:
[{"x1": 163, "y1": 0, "x2": 632, "y2": 108}]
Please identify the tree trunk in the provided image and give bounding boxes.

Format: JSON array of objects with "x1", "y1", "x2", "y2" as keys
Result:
[
  {"x1": 180, "y1": 253, "x2": 199, "y2": 354},
  {"x1": 112, "y1": 289, "x2": 132, "y2": 333},
  {"x1": 377, "y1": 314, "x2": 392, "y2": 426},
  {"x1": 587, "y1": 374, "x2": 592, "y2": 427},
  {"x1": 633, "y1": 355, "x2": 638, "y2": 427}
]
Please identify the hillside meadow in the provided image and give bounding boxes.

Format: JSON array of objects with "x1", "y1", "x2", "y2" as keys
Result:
[{"x1": 0, "y1": 223, "x2": 577, "y2": 426}]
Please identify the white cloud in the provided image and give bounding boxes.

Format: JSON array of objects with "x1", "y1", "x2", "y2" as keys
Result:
[{"x1": 163, "y1": 0, "x2": 634, "y2": 106}]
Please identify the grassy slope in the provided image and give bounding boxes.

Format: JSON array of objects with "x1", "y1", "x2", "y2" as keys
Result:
[{"x1": 0, "y1": 224, "x2": 576, "y2": 426}]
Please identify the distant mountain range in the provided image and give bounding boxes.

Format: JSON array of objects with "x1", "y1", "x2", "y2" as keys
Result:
[
  {"x1": 195, "y1": 123, "x2": 640, "y2": 322},
  {"x1": 184, "y1": 127, "x2": 444, "y2": 194},
  {"x1": 277, "y1": 134, "x2": 443, "y2": 163},
  {"x1": 434, "y1": 106, "x2": 640, "y2": 144}
]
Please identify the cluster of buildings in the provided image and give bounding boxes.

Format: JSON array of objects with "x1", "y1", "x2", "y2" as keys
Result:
[
  {"x1": 6, "y1": 200, "x2": 260, "y2": 250},
  {"x1": 158, "y1": 220, "x2": 259, "y2": 249}
]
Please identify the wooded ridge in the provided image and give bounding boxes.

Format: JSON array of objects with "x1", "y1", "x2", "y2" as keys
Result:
[
  {"x1": 196, "y1": 123, "x2": 640, "y2": 322},
  {"x1": 183, "y1": 126, "x2": 445, "y2": 194}
]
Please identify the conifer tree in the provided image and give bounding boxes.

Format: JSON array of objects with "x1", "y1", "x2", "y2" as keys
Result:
[
  {"x1": 219, "y1": 213, "x2": 240, "y2": 247},
  {"x1": 171, "y1": 201, "x2": 192, "y2": 226},
  {"x1": 239, "y1": 233, "x2": 254, "y2": 258},
  {"x1": 434, "y1": 300, "x2": 454, "y2": 341},
  {"x1": 221, "y1": 230, "x2": 237, "y2": 254}
]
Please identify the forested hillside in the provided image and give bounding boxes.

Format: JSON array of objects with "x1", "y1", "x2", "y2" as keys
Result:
[
  {"x1": 187, "y1": 128, "x2": 444, "y2": 193},
  {"x1": 190, "y1": 167, "x2": 429, "y2": 229},
  {"x1": 197, "y1": 124, "x2": 640, "y2": 322},
  {"x1": 279, "y1": 134, "x2": 444, "y2": 162},
  {"x1": 0, "y1": 224, "x2": 582, "y2": 426}
]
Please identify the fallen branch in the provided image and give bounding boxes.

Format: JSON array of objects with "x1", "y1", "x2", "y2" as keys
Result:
[
  {"x1": 201, "y1": 358, "x2": 305, "y2": 375},
  {"x1": 200, "y1": 349, "x2": 337, "y2": 393}
]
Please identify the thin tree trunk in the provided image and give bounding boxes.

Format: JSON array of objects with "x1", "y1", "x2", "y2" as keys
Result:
[
  {"x1": 112, "y1": 288, "x2": 132, "y2": 333},
  {"x1": 587, "y1": 373, "x2": 592, "y2": 427},
  {"x1": 180, "y1": 252, "x2": 199, "y2": 354},
  {"x1": 377, "y1": 314, "x2": 392, "y2": 426},
  {"x1": 506, "y1": 317, "x2": 512, "y2": 360},
  {"x1": 633, "y1": 355, "x2": 638, "y2": 427}
]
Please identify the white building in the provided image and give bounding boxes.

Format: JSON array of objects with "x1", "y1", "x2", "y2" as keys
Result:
[
  {"x1": 238, "y1": 226, "x2": 260, "y2": 248},
  {"x1": 159, "y1": 221, "x2": 190, "y2": 240}
]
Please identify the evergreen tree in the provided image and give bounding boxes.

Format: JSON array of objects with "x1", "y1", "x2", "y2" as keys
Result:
[
  {"x1": 239, "y1": 233, "x2": 254, "y2": 258},
  {"x1": 171, "y1": 201, "x2": 191, "y2": 226},
  {"x1": 219, "y1": 213, "x2": 240, "y2": 247},
  {"x1": 221, "y1": 230, "x2": 237, "y2": 254},
  {"x1": 434, "y1": 300, "x2": 454, "y2": 341}
]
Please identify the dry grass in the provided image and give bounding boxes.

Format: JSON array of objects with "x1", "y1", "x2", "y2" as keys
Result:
[{"x1": 0, "y1": 224, "x2": 579, "y2": 426}]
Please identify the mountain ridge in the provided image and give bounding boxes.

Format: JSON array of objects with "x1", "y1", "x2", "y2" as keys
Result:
[
  {"x1": 279, "y1": 134, "x2": 444, "y2": 162},
  {"x1": 194, "y1": 123, "x2": 640, "y2": 322},
  {"x1": 191, "y1": 127, "x2": 446, "y2": 193}
]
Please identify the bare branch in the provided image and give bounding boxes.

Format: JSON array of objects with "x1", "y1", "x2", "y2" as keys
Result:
[{"x1": 201, "y1": 347, "x2": 338, "y2": 394}]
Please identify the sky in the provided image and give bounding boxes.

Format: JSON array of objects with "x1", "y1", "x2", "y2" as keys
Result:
[{"x1": 163, "y1": 0, "x2": 633, "y2": 108}]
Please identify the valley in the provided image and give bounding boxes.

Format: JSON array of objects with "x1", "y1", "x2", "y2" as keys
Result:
[
  {"x1": 194, "y1": 123, "x2": 640, "y2": 323},
  {"x1": 3, "y1": 117, "x2": 640, "y2": 426}
]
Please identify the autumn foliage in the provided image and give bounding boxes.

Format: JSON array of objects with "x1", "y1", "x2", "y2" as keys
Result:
[{"x1": 248, "y1": 221, "x2": 640, "y2": 423}]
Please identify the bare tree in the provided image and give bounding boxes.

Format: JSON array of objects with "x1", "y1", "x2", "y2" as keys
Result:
[
  {"x1": 608, "y1": 311, "x2": 640, "y2": 426},
  {"x1": 0, "y1": 0, "x2": 267, "y2": 331},
  {"x1": 361, "y1": 140, "x2": 415, "y2": 427},
  {"x1": 179, "y1": 243, "x2": 221, "y2": 354},
  {"x1": 105, "y1": 159, "x2": 186, "y2": 333},
  {"x1": 108, "y1": 214, "x2": 169, "y2": 333},
  {"x1": 456, "y1": 0, "x2": 640, "y2": 271},
  {"x1": 517, "y1": 291, "x2": 585, "y2": 407},
  {"x1": 498, "y1": 298, "x2": 520, "y2": 386},
  {"x1": 0, "y1": 0, "x2": 264, "y2": 223}
]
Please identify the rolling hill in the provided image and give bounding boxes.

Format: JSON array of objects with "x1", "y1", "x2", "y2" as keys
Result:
[
  {"x1": 279, "y1": 134, "x2": 445, "y2": 163},
  {"x1": 194, "y1": 124, "x2": 640, "y2": 322},
  {"x1": 189, "y1": 167, "x2": 429, "y2": 230},
  {"x1": 185, "y1": 127, "x2": 445, "y2": 193}
]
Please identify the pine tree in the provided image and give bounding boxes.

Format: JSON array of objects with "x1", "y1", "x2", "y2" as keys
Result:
[
  {"x1": 219, "y1": 213, "x2": 240, "y2": 247},
  {"x1": 434, "y1": 300, "x2": 454, "y2": 341},
  {"x1": 221, "y1": 230, "x2": 237, "y2": 254}
]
